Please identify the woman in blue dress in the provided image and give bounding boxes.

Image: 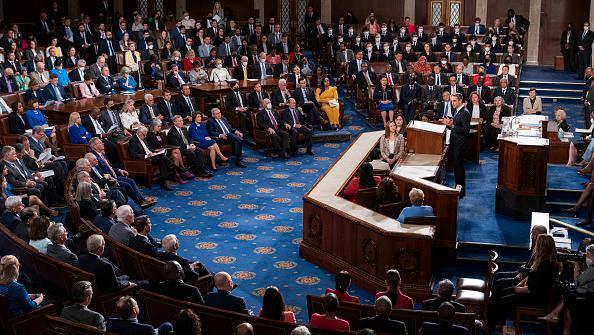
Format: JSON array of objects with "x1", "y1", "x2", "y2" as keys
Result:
[
  {"x1": 24, "y1": 98, "x2": 55, "y2": 138},
  {"x1": 117, "y1": 66, "x2": 137, "y2": 93},
  {"x1": 188, "y1": 113, "x2": 228, "y2": 171},
  {"x1": 0, "y1": 255, "x2": 44, "y2": 317},
  {"x1": 68, "y1": 112, "x2": 91, "y2": 144}
]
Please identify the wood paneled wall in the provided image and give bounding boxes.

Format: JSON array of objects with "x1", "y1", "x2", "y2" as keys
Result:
[
  {"x1": 539, "y1": 0, "x2": 589, "y2": 65},
  {"x1": 486, "y1": 0, "x2": 529, "y2": 27},
  {"x1": 331, "y1": 0, "x2": 405, "y2": 24}
]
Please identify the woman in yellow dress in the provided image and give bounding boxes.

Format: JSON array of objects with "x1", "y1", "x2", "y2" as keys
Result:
[{"x1": 315, "y1": 77, "x2": 340, "y2": 129}]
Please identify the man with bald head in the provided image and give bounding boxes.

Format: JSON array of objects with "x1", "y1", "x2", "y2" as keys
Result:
[
  {"x1": 153, "y1": 261, "x2": 204, "y2": 304},
  {"x1": 358, "y1": 296, "x2": 407, "y2": 334},
  {"x1": 235, "y1": 323, "x2": 254, "y2": 335},
  {"x1": 156, "y1": 234, "x2": 210, "y2": 282},
  {"x1": 204, "y1": 272, "x2": 249, "y2": 314}
]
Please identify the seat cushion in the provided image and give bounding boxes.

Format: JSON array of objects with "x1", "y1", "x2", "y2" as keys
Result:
[
  {"x1": 455, "y1": 289, "x2": 485, "y2": 305},
  {"x1": 456, "y1": 277, "x2": 486, "y2": 292}
]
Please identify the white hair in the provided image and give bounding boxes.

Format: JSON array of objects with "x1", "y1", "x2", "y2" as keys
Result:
[
  {"x1": 290, "y1": 326, "x2": 311, "y2": 335},
  {"x1": 47, "y1": 222, "x2": 66, "y2": 244},
  {"x1": 116, "y1": 205, "x2": 133, "y2": 223},
  {"x1": 144, "y1": 93, "x2": 153, "y2": 102},
  {"x1": 162, "y1": 234, "x2": 178, "y2": 252},
  {"x1": 5, "y1": 196, "x2": 23, "y2": 210},
  {"x1": 75, "y1": 158, "x2": 90, "y2": 171},
  {"x1": 87, "y1": 234, "x2": 104, "y2": 253}
]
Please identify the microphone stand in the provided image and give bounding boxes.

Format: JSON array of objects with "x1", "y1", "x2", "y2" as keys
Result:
[
  {"x1": 137, "y1": 60, "x2": 143, "y2": 90},
  {"x1": 214, "y1": 71, "x2": 223, "y2": 87}
]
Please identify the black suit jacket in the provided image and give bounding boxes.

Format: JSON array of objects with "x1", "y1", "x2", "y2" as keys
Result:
[
  {"x1": 420, "y1": 321, "x2": 469, "y2": 335},
  {"x1": 577, "y1": 30, "x2": 594, "y2": 52},
  {"x1": 128, "y1": 135, "x2": 155, "y2": 159},
  {"x1": 175, "y1": 95, "x2": 198, "y2": 118},
  {"x1": 400, "y1": 83, "x2": 422, "y2": 106},
  {"x1": 256, "y1": 109, "x2": 283, "y2": 130},
  {"x1": 206, "y1": 117, "x2": 237, "y2": 138},
  {"x1": 153, "y1": 279, "x2": 204, "y2": 304},
  {"x1": 270, "y1": 89, "x2": 291, "y2": 108},
  {"x1": 232, "y1": 65, "x2": 254, "y2": 80},
  {"x1": 204, "y1": 290, "x2": 248, "y2": 314},
  {"x1": 157, "y1": 99, "x2": 178, "y2": 123},
  {"x1": 355, "y1": 71, "x2": 378, "y2": 90},
  {"x1": 227, "y1": 91, "x2": 249, "y2": 110},
  {"x1": 166, "y1": 126, "x2": 193, "y2": 150},
  {"x1": 247, "y1": 91, "x2": 270, "y2": 109},
  {"x1": 127, "y1": 234, "x2": 161, "y2": 257},
  {"x1": 450, "y1": 107, "x2": 471, "y2": 144},
  {"x1": 435, "y1": 101, "x2": 453, "y2": 119},
  {"x1": 358, "y1": 316, "x2": 407, "y2": 335},
  {"x1": 493, "y1": 87, "x2": 516, "y2": 106},
  {"x1": 8, "y1": 112, "x2": 27, "y2": 134},
  {"x1": 77, "y1": 254, "x2": 129, "y2": 293},
  {"x1": 294, "y1": 86, "x2": 318, "y2": 106},
  {"x1": 469, "y1": 85, "x2": 492, "y2": 104},
  {"x1": 422, "y1": 297, "x2": 466, "y2": 313},
  {"x1": 156, "y1": 251, "x2": 202, "y2": 282},
  {"x1": 0, "y1": 76, "x2": 16, "y2": 93},
  {"x1": 68, "y1": 68, "x2": 86, "y2": 82},
  {"x1": 82, "y1": 115, "x2": 106, "y2": 138},
  {"x1": 281, "y1": 108, "x2": 309, "y2": 127},
  {"x1": 96, "y1": 76, "x2": 116, "y2": 94},
  {"x1": 62, "y1": 56, "x2": 79, "y2": 69}
]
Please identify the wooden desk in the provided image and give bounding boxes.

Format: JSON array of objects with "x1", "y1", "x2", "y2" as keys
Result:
[
  {"x1": 496, "y1": 136, "x2": 549, "y2": 219},
  {"x1": 392, "y1": 153, "x2": 460, "y2": 249},
  {"x1": 190, "y1": 79, "x2": 279, "y2": 114},
  {"x1": 545, "y1": 127, "x2": 570, "y2": 164},
  {"x1": 467, "y1": 119, "x2": 482, "y2": 163},
  {"x1": 407, "y1": 121, "x2": 446, "y2": 155},
  {"x1": 43, "y1": 89, "x2": 167, "y2": 125},
  {"x1": 301, "y1": 131, "x2": 437, "y2": 299}
]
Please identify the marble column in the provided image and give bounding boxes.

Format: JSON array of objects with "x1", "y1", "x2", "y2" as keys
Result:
[
  {"x1": 590, "y1": 0, "x2": 594, "y2": 66},
  {"x1": 526, "y1": 0, "x2": 542, "y2": 65},
  {"x1": 176, "y1": 0, "x2": 186, "y2": 19},
  {"x1": 475, "y1": 0, "x2": 487, "y2": 23},
  {"x1": 404, "y1": 0, "x2": 415, "y2": 23},
  {"x1": 321, "y1": 0, "x2": 331, "y2": 23}
]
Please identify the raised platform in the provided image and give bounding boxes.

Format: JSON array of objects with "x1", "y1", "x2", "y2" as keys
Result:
[{"x1": 312, "y1": 129, "x2": 352, "y2": 142}]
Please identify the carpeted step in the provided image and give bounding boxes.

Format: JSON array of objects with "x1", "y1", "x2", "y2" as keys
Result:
[
  {"x1": 546, "y1": 188, "x2": 582, "y2": 203},
  {"x1": 520, "y1": 80, "x2": 584, "y2": 90},
  {"x1": 312, "y1": 129, "x2": 352, "y2": 142},
  {"x1": 456, "y1": 242, "x2": 530, "y2": 264},
  {"x1": 519, "y1": 87, "x2": 583, "y2": 99},
  {"x1": 518, "y1": 95, "x2": 582, "y2": 103}
]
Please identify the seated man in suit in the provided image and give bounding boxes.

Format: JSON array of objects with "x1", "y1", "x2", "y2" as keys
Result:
[
  {"x1": 419, "y1": 302, "x2": 469, "y2": 335},
  {"x1": 422, "y1": 279, "x2": 466, "y2": 313},
  {"x1": 96, "y1": 66, "x2": 117, "y2": 95},
  {"x1": 206, "y1": 107, "x2": 246, "y2": 168},
  {"x1": 44, "y1": 74, "x2": 71, "y2": 102},
  {"x1": 107, "y1": 295, "x2": 173, "y2": 335},
  {"x1": 358, "y1": 296, "x2": 407, "y2": 335},
  {"x1": 493, "y1": 78, "x2": 516, "y2": 106},
  {"x1": 88, "y1": 138, "x2": 155, "y2": 208},
  {"x1": 294, "y1": 77, "x2": 323, "y2": 127},
  {"x1": 397, "y1": 188, "x2": 434, "y2": 222},
  {"x1": 252, "y1": 52, "x2": 273, "y2": 80},
  {"x1": 152, "y1": 261, "x2": 205, "y2": 304},
  {"x1": 469, "y1": 76, "x2": 492, "y2": 104},
  {"x1": 68, "y1": 59, "x2": 88, "y2": 82},
  {"x1": 2, "y1": 145, "x2": 51, "y2": 204},
  {"x1": 127, "y1": 216, "x2": 161, "y2": 256},
  {"x1": 256, "y1": 98, "x2": 290, "y2": 159},
  {"x1": 225, "y1": 82, "x2": 251, "y2": 135},
  {"x1": 355, "y1": 62, "x2": 378, "y2": 91},
  {"x1": 454, "y1": 64, "x2": 470, "y2": 86},
  {"x1": 204, "y1": 271, "x2": 249, "y2": 314},
  {"x1": 46, "y1": 222, "x2": 78, "y2": 265},
  {"x1": 175, "y1": 84, "x2": 197, "y2": 121},
  {"x1": 282, "y1": 98, "x2": 314, "y2": 156},
  {"x1": 400, "y1": 77, "x2": 423, "y2": 122},
  {"x1": 60, "y1": 281, "x2": 106, "y2": 331},
  {"x1": 138, "y1": 93, "x2": 163, "y2": 125},
  {"x1": 82, "y1": 109, "x2": 117, "y2": 158},
  {"x1": 444, "y1": 75, "x2": 465, "y2": 101},
  {"x1": 1, "y1": 196, "x2": 24, "y2": 232},
  {"x1": 233, "y1": 56, "x2": 254, "y2": 81},
  {"x1": 271, "y1": 78, "x2": 293, "y2": 109},
  {"x1": 108, "y1": 205, "x2": 136, "y2": 244},
  {"x1": 128, "y1": 126, "x2": 174, "y2": 190},
  {"x1": 94, "y1": 200, "x2": 117, "y2": 234},
  {"x1": 494, "y1": 65, "x2": 517, "y2": 87},
  {"x1": 166, "y1": 115, "x2": 212, "y2": 177},
  {"x1": 421, "y1": 77, "x2": 442, "y2": 112},
  {"x1": 156, "y1": 90, "x2": 178, "y2": 125},
  {"x1": 166, "y1": 64, "x2": 189, "y2": 89},
  {"x1": 78, "y1": 234, "x2": 136, "y2": 293},
  {"x1": 0, "y1": 68, "x2": 17, "y2": 93},
  {"x1": 157, "y1": 234, "x2": 210, "y2": 282},
  {"x1": 434, "y1": 91, "x2": 453, "y2": 120},
  {"x1": 247, "y1": 82, "x2": 270, "y2": 109},
  {"x1": 100, "y1": 98, "x2": 130, "y2": 137},
  {"x1": 274, "y1": 55, "x2": 292, "y2": 78}
]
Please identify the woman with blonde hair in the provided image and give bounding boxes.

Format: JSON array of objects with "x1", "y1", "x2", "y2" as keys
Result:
[
  {"x1": 0, "y1": 255, "x2": 44, "y2": 316},
  {"x1": 117, "y1": 66, "x2": 137, "y2": 93},
  {"x1": 68, "y1": 112, "x2": 92, "y2": 144},
  {"x1": 124, "y1": 42, "x2": 141, "y2": 71},
  {"x1": 76, "y1": 182, "x2": 98, "y2": 221},
  {"x1": 119, "y1": 100, "x2": 141, "y2": 130}
]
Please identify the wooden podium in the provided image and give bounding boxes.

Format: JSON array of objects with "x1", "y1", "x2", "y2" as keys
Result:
[
  {"x1": 496, "y1": 136, "x2": 549, "y2": 219},
  {"x1": 407, "y1": 121, "x2": 446, "y2": 154}
]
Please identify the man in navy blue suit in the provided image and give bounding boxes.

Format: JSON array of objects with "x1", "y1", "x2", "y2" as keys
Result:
[
  {"x1": 44, "y1": 74, "x2": 71, "y2": 102},
  {"x1": 93, "y1": 200, "x2": 117, "y2": 234},
  {"x1": 400, "y1": 77, "x2": 422, "y2": 122},
  {"x1": 206, "y1": 108, "x2": 246, "y2": 168},
  {"x1": 107, "y1": 295, "x2": 173, "y2": 335},
  {"x1": 467, "y1": 17, "x2": 486, "y2": 35},
  {"x1": 204, "y1": 272, "x2": 249, "y2": 314},
  {"x1": 1, "y1": 196, "x2": 23, "y2": 232},
  {"x1": 88, "y1": 138, "x2": 156, "y2": 209},
  {"x1": 419, "y1": 302, "x2": 469, "y2": 335}
]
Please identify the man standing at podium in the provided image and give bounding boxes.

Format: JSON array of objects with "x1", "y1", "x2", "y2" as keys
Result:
[{"x1": 441, "y1": 93, "x2": 470, "y2": 198}]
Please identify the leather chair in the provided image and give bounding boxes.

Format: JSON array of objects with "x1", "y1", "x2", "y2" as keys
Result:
[
  {"x1": 43, "y1": 315, "x2": 117, "y2": 335},
  {"x1": 115, "y1": 140, "x2": 163, "y2": 188},
  {"x1": 457, "y1": 250, "x2": 499, "y2": 292},
  {"x1": 357, "y1": 187, "x2": 378, "y2": 211},
  {"x1": 56, "y1": 125, "x2": 90, "y2": 161},
  {"x1": 0, "y1": 115, "x2": 19, "y2": 146},
  {"x1": 378, "y1": 201, "x2": 408, "y2": 218},
  {"x1": 0, "y1": 295, "x2": 54, "y2": 335},
  {"x1": 403, "y1": 215, "x2": 437, "y2": 225}
]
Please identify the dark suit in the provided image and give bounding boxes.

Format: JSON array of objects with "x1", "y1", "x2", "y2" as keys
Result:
[
  {"x1": 107, "y1": 317, "x2": 172, "y2": 335},
  {"x1": 43, "y1": 84, "x2": 71, "y2": 102},
  {"x1": 62, "y1": 56, "x2": 79, "y2": 69},
  {"x1": 138, "y1": 104, "x2": 159, "y2": 125},
  {"x1": 493, "y1": 87, "x2": 516, "y2": 106},
  {"x1": 152, "y1": 279, "x2": 204, "y2": 304},
  {"x1": 4, "y1": 60, "x2": 23, "y2": 74},
  {"x1": 441, "y1": 52, "x2": 458, "y2": 63},
  {"x1": 469, "y1": 85, "x2": 492, "y2": 104},
  {"x1": 232, "y1": 65, "x2": 254, "y2": 81},
  {"x1": 577, "y1": 30, "x2": 594, "y2": 76},
  {"x1": 247, "y1": 91, "x2": 270, "y2": 109},
  {"x1": 175, "y1": 94, "x2": 198, "y2": 118},
  {"x1": 47, "y1": 244, "x2": 78, "y2": 265},
  {"x1": 400, "y1": 83, "x2": 422, "y2": 121},
  {"x1": 281, "y1": 108, "x2": 313, "y2": 152},
  {"x1": 96, "y1": 75, "x2": 116, "y2": 94},
  {"x1": 271, "y1": 89, "x2": 292, "y2": 108},
  {"x1": 78, "y1": 253, "x2": 130, "y2": 293},
  {"x1": 127, "y1": 135, "x2": 172, "y2": 184},
  {"x1": 421, "y1": 85, "x2": 441, "y2": 111},
  {"x1": 156, "y1": 251, "x2": 209, "y2": 282},
  {"x1": 419, "y1": 321, "x2": 468, "y2": 335},
  {"x1": 127, "y1": 234, "x2": 161, "y2": 256},
  {"x1": 60, "y1": 303, "x2": 106, "y2": 331},
  {"x1": 561, "y1": 29, "x2": 577, "y2": 72},
  {"x1": 206, "y1": 117, "x2": 244, "y2": 161},
  {"x1": 251, "y1": 62, "x2": 273, "y2": 79},
  {"x1": 454, "y1": 73, "x2": 470, "y2": 86},
  {"x1": 166, "y1": 126, "x2": 205, "y2": 171},
  {"x1": 293, "y1": 86, "x2": 322, "y2": 125},
  {"x1": 1, "y1": 211, "x2": 21, "y2": 232},
  {"x1": 256, "y1": 109, "x2": 290, "y2": 155},
  {"x1": 434, "y1": 101, "x2": 453, "y2": 119},
  {"x1": 0, "y1": 76, "x2": 17, "y2": 93},
  {"x1": 204, "y1": 290, "x2": 249, "y2": 314},
  {"x1": 449, "y1": 106, "x2": 471, "y2": 195},
  {"x1": 444, "y1": 85, "x2": 466, "y2": 100},
  {"x1": 494, "y1": 74, "x2": 516, "y2": 87},
  {"x1": 355, "y1": 70, "x2": 378, "y2": 90},
  {"x1": 156, "y1": 99, "x2": 177, "y2": 124},
  {"x1": 68, "y1": 68, "x2": 86, "y2": 82},
  {"x1": 93, "y1": 215, "x2": 116, "y2": 234},
  {"x1": 8, "y1": 112, "x2": 27, "y2": 134},
  {"x1": 422, "y1": 297, "x2": 466, "y2": 313},
  {"x1": 358, "y1": 316, "x2": 407, "y2": 335},
  {"x1": 166, "y1": 72, "x2": 189, "y2": 89}
]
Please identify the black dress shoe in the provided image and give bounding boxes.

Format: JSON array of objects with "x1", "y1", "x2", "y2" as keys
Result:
[
  {"x1": 306, "y1": 149, "x2": 315, "y2": 155},
  {"x1": 197, "y1": 169, "x2": 213, "y2": 178},
  {"x1": 577, "y1": 220, "x2": 592, "y2": 227},
  {"x1": 160, "y1": 183, "x2": 173, "y2": 191},
  {"x1": 280, "y1": 152, "x2": 290, "y2": 159},
  {"x1": 236, "y1": 161, "x2": 247, "y2": 168}
]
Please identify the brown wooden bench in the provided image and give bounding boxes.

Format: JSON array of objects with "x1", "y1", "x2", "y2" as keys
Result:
[
  {"x1": 41, "y1": 315, "x2": 117, "y2": 335},
  {"x1": 0, "y1": 295, "x2": 55, "y2": 335}
]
